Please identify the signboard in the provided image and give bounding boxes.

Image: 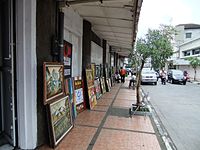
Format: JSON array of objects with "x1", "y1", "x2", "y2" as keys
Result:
[
  {"x1": 63, "y1": 41, "x2": 72, "y2": 78},
  {"x1": 74, "y1": 79, "x2": 85, "y2": 113}
]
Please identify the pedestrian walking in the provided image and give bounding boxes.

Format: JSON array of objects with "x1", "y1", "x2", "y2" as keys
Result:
[{"x1": 120, "y1": 67, "x2": 126, "y2": 83}]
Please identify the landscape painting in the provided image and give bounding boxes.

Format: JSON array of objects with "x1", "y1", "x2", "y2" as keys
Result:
[{"x1": 49, "y1": 96, "x2": 73, "y2": 146}]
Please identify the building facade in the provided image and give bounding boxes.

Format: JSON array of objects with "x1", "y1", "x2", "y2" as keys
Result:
[{"x1": 171, "y1": 24, "x2": 200, "y2": 80}]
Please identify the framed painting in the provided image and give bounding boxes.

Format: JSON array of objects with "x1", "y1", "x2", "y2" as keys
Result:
[
  {"x1": 91, "y1": 63, "x2": 95, "y2": 80},
  {"x1": 48, "y1": 96, "x2": 73, "y2": 147},
  {"x1": 85, "y1": 69, "x2": 94, "y2": 87},
  {"x1": 106, "y1": 78, "x2": 111, "y2": 92},
  {"x1": 63, "y1": 41, "x2": 72, "y2": 66},
  {"x1": 88, "y1": 85, "x2": 97, "y2": 109},
  {"x1": 94, "y1": 79, "x2": 102, "y2": 100},
  {"x1": 100, "y1": 77, "x2": 106, "y2": 94},
  {"x1": 74, "y1": 79, "x2": 85, "y2": 113},
  {"x1": 63, "y1": 41, "x2": 72, "y2": 78},
  {"x1": 74, "y1": 80, "x2": 84, "y2": 105},
  {"x1": 43, "y1": 62, "x2": 64, "y2": 105},
  {"x1": 95, "y1": 65, "x2": 100, "y2": 78}
]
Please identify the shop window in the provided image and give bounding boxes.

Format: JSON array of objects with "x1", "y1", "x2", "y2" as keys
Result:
[{"x1": 185, "y1": 33, "x2": 192, "y2": 38}]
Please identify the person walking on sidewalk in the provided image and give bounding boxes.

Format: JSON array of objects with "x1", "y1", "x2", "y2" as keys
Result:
[{"x1": 120, "y1": 67, "x2": 126, "y2": 83}]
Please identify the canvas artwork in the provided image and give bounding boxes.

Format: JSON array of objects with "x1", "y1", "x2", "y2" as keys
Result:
[
  {"x1": 106, "y1": 78, "x2": 111, "y2": 92},
  {"x1": 63, "y1": 41, "x2": 72, "y2": 66},
  {"x1": 100, "y1": 77, "x2": 106, "y2": 94},
  {"x1": 88, "y1": 86, "x2": 97, "y2": 109},
  {"x1": 64, "y1": 68, "x2": 71, "y2": 77},
  {"x1": 86, "y1": 69, "x2": 94, "y2": 87},
  {"x1": 74, "y1": 88, "x2": 84, "y2": 105},
  {"x1": 95, "y1": 65, "x2": 100, "y2": 78},
  {"x1": 43, "y1": 62, "x2": 64, "y2": 105},
  {"x1": 49, "y1": 96, "x2": 73, "y2": 146},
  {"x1": 74, "y1": 80, "x2": 84, "y2": 105},
  {"x1": 108, "y1": 78, "x2": 112, "y2": 88},
  {"x1": 94, "y1": 79, "x2": 102, "y2": 100},
  {"x1": 91, "y1": 63, "x2": 95, "y2": 80}
]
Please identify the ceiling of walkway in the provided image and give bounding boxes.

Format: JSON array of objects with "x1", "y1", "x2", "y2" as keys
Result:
[{"x1": 67, "y1": 0, "x2": 143, "y2": 57}]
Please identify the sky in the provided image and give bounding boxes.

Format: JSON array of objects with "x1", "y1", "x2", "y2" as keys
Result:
[{"x1": 137, "y1": 0, "x2": 200, "y2": 38}]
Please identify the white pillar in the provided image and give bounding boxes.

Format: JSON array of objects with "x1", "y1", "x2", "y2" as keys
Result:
[{"x1": 16, "y1": 0, "x2": 37, "y2": 149}]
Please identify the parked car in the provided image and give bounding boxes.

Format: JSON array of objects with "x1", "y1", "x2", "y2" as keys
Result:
[
  {"x1": 167, "y1": 69, "x2": 187, "y2": 85},
  {"x1": 141, "y1": 69, "x2": 157, "y2": 85}
]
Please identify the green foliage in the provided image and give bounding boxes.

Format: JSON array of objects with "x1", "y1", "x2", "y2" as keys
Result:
[
  {"x1": 129, "y1": 24, "x2": 175, "y2": 104},
  {"x1": 186, "y1": 57, "x2": 200, "y2": 69},
  {"x1": 186, "y1": 57, "x2": 200, "y2": 81},
  {"x1": 130, "y1": 25, "x2": 175, "y2": 70}
]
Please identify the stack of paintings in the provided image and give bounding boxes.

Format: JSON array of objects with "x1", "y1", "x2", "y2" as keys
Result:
[{"x1": 43, "y1": 62, "x2": 73, "y2": 147}]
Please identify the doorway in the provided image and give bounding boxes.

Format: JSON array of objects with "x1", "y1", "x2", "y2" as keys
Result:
[{"x1": 0, "y1": 0, "x2": 17, "y2": 147}]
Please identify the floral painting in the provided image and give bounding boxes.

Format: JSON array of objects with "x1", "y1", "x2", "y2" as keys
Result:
[{"x1": 43, "y1": 62, "x2": 64, "y2": 105}]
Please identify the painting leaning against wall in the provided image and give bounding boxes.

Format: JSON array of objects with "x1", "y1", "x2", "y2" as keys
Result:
[
  {"x1": 43, "y1": 62, "x2": 65, "y2": 105},
  {"x1": 48, "y1": 96, "x2": 73, "y2": 147}
]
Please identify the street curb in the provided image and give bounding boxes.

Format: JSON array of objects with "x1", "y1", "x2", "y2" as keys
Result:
[{"x1": 141, "y1": 89, "x2": 177, "y2": 150}]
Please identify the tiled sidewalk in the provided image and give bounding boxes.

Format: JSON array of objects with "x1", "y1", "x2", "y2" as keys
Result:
[{"x1": 39, "y1": 79, "x2": 161, "y2": 150}]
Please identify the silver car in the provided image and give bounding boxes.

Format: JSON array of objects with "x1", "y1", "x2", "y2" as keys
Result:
[{"x1": 141, "y1": 69, "x2": 157, "y2": 85}]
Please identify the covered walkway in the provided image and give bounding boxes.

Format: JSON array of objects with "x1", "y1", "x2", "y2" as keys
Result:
[{"x1": 40, "y1": 77, "x2": 161, "y2": 150}]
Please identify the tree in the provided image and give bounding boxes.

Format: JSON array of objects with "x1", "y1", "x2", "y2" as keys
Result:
[
  {"x1": 130, "y1": 25, "x2": 175, "y2": 105},
  {"x1": 186, "y1": 57, "x2": 200, "y2": 81}
]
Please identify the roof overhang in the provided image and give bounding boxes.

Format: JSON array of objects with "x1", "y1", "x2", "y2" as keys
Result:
[{"x1": 65, "y1": 0, "x2": 143, "y2": 57}]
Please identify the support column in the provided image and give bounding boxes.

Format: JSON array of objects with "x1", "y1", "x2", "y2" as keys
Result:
[
  {"x1": 82, "y1": 20, "x2": 92, "y2": 69},
  {"x1": 116, "y1": 53, "x2": 119, "y2": 69},
  {"x1": 16, "y1": 0, "x2": 37, "y2": 149},
  {"x1": 102, "y1": 39, "x2": 107, "y2": 65}
]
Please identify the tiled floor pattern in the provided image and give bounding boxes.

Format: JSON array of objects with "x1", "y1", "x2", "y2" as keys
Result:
[
  {"x1": 103, "y1": 116, "x2": 155, "y2": 133},
  {"x1": 116, "y1": 95, "x2": 136, "y2": 100},
  {"x1": 101, "y1": 93, "x2": 115, "y2": 99},
  {"x1": 39, "y1": 82, "x2": 161, "y2": 150},
  {"x1": 113, "y1": 99, "x2": 135, "y2": 108},
  {"x1": 92, "y1": 129, "x2": 161, "y2": 150},
  {"x1": 92, "y1": 105, "x2": 109, "y2": 112},
  {"x1": 74, "y1": 110, "x2": 106, "y2": 127},
  {"x1": 96, "y1": 98, "x2": 113, "y2": 106},
  {"x1": 39, "y1": 126, "x2": 97, "y2": 150}
]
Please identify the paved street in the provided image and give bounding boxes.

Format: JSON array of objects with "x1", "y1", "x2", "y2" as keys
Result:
[{"x1": 142, "y1": 80, "x2": 200, "y2": 150}]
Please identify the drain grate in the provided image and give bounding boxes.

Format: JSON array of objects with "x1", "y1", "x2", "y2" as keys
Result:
[{"x1": 109, "y1": 107, "x2": 130, "y2": 118}]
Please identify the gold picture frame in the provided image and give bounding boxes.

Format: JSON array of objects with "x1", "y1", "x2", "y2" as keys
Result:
[
  {"x1": 49, "y1": 96, "x2": 73, "y2": 147},
  {"x1": 43, "y1": 62, "x2": 65, "y2": 105}
]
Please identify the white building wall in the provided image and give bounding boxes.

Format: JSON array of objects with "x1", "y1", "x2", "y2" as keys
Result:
[
  {"x1": 91, "y1": 41, "x2": 103, "y2": 65},
  {"x1": 178, "y1": 65, "x2": 200, "y2": 81},
  {"x1": 184, "y1": 29, "x2": 200, "y2": 42},
  {"x1": 63, "y1": 7, "x2": 83, "y2": 77},
  {"x1": 175, "y1": 26, "x2": 185, "y2": 45},
  {"x1": 174, "y1": 25, "x2": 200, "y2": 81},
  {"x1": 179, "y1": 37, "x2": 200, "y2": 58}
]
